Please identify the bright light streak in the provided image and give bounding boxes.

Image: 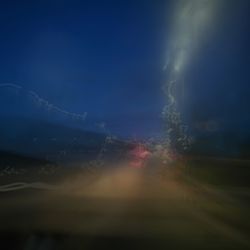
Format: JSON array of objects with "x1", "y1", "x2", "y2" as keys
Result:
[
  {"x1": 168, "y1": 0, "x2": 217, "y2": 76},
  {"x1": 163, "y1": 0, "x2": 219, "y2": 151}
]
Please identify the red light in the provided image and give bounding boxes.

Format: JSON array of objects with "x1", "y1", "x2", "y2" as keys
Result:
[{"x1": 129, "y1": 144, "x2": 151, "y2": 168}]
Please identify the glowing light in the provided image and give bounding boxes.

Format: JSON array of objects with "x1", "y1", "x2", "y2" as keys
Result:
[
  {"x1": 163, "y1": 0, "x2": 218, "y2": 151},
  {"x1": 129, "y1": 144, "x2": 151, "y2": 168}
]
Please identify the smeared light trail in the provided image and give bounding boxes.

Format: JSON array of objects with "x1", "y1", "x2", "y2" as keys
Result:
[
  {"x1": 0, "y1": 83, "x2": 87, "y2": 121},
  {"x1": 163, "y1": 0, "x2": 218, "y2": 151},
  {"x1": 0, "y1": 182, "x2": 58, "y2": 192}
]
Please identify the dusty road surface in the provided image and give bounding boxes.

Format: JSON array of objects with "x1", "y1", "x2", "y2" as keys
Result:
[{"x1": 0, "y1": 164, "x2": 250, "y2": 250}]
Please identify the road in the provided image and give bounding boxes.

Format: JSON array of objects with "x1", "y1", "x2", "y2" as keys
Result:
[{"x1": 0, "y1": 164, "x2": 250, "y2": 249}]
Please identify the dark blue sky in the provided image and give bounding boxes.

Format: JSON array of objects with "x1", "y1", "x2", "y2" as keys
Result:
[
  {"x1": 0, "y1": 0, "x2": 168, "y2": 138},
  {"x1": 0, "y1": 0, "x2": 249, "y2": 139},
  {"x1": 185, "y1": 0, "x2": 250, "y2": 136}
]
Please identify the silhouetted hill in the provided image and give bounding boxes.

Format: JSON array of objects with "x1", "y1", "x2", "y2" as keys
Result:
[
  {"x1": 0, "y1": 150, "x2": 52, "y2": 169},
  {"x1": 0, "y1": 116, "x2": 130, "y2": 164},
  {"x1": 187, "y1": 131, "x2": 250, "y2": 159}
]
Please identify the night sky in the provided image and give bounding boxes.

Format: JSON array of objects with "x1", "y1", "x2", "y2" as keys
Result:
[{"x1": 0, "y1": 0, "x2": 249, "y2": 140}]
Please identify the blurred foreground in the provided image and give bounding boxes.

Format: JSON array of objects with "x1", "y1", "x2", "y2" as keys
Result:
[{"x1": 0, "y1": 158, "x2": 250, "y2": 250}]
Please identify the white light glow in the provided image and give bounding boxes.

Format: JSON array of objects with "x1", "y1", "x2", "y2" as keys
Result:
[{"x1": 163, "y1": 0, "x2": 219, "y2": 150}]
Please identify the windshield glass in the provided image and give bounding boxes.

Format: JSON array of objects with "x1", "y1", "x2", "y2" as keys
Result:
[{"x1": 0, "y1": 1, "x2": 250, "y2": 250}]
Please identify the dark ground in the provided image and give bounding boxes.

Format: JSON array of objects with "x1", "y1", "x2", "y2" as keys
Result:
[{"x1": 0, "y1": 155, "x2": 250, "y2": 250}]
